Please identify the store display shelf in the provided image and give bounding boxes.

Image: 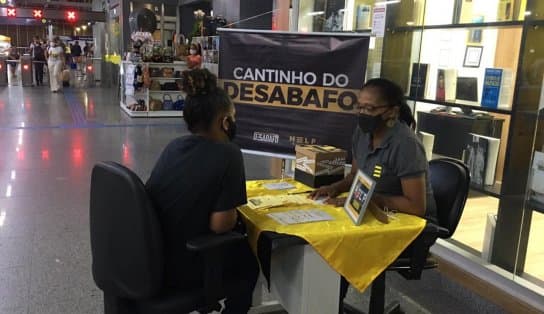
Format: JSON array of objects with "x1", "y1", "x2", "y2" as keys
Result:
[
  {"x1": 470, "y1": 182, "x2": 502, "y2": 198},
  {"x1": 120, "y1": 102, "x2": 183, "y2": 118},
  {"x1": 120, "y1": 103, "x2": 149, "y2": 117},
  {"x1": 148, "y1": 110, "x2": 184, "y2": 117},
  {"x1": 409, "y1": 97, "x2": 512, "y2": 115},
  {"x1": 527, "y1": 199, "x2": 544, "y2": 214},
  {"x1": 140, "y1": 62, "x2": 187, "y2": 66},
  {"x1": 528, "y1": 19, "x2": 544, "y2": 26},
  {"x1": 127, "y1": 92, "x2": 147, "y2": 96},
  {"x1": 148, "y1": 90, "x2": 184, "y2": 94},
  {"x1": 392, "y1": 20, "x2": 524, "y2": 32}
]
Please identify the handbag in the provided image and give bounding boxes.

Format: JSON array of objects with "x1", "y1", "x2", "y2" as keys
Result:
[
  {"x1": 152, "y1": 44, "x2": 163, "y2": 63},
  {"x1": 163, "y1": 94, "x2": 174, "y2": 110},
  {"x1": 143, "y1": 65, "x2": 151, "y2": 88},
  {"x1": 162, "y1": 67, "x2": 174, "y2": 78},
  {"x1": 150, "y1": 67, "x2": 161, "y2": 77},
  {"x1": 150, "y1": 80, "x2": 161, "y2": 90},
  {"x1": 149, "y1": 98, "x2": 163, "y2": 111},
  {"x1": 173, "y1": 95, "x2": 185, "y2": 111},
  {"x1": 161, "y1": 82, "x2": 179, "y2": 91}
]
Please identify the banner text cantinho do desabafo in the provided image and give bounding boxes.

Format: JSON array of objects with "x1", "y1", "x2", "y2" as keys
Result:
[{"x1": 221, "y1": 68, "x2": 358, "y2": 114}]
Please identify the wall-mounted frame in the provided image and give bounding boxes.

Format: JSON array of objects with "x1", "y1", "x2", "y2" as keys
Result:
[{"x1": 463, "y1": 45, "x2": 483, "y2": 68}]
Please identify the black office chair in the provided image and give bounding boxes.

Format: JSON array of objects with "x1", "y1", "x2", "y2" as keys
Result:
[
  {"x1": 344, "y1": 158, "x2": 470, "y2": 314},
  {"x1": 89, "y1": 161, "x2": 245, "y2": 314}
]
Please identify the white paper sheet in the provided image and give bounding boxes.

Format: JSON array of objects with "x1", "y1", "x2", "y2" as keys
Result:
[{"x1": 267, "y1": 209, "x2": 334, "y2": 225}]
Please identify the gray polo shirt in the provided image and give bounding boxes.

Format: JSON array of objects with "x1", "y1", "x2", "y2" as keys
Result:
[{"x1": 352, "y1": 121, "x2": 437, "y2": 223}]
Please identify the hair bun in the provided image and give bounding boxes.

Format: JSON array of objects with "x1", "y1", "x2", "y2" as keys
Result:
[{"x1": 181, "y1": 69, "x2": 218, "y2": 96}]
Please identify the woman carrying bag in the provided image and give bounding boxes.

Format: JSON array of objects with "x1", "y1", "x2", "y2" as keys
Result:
[{"x1": 46, "y1": 37, "x2": 64, "y2": 93}]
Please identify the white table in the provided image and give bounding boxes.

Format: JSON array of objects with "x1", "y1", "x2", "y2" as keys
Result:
[{"x1": 250, "y1": 244, "x2": 340, "y2": 314}]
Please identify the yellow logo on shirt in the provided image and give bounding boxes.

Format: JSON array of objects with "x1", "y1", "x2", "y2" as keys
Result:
[{"x1": 373, "y1": 165, "x2": 382, "y2": 178}]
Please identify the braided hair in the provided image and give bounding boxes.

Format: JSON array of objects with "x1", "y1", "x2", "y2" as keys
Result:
[
  {"x1": 362, "y1": 78, "x2": 416, "y2": 129},
  {"x1": 181, "y1": 69, "x2": 232, "y2": 133}
]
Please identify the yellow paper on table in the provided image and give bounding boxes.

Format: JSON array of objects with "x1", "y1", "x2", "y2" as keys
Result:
[
  {"x1": 247, "y1": 194, "x2": 317, "y2": 210},
  {"x1": 240, "y1": 179, "x2": 426, "y2": 292}
]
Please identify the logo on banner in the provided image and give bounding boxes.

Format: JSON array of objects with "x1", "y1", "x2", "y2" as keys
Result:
[{"x1": 253, "y1": 132, "x2": 280, "y2": 144}]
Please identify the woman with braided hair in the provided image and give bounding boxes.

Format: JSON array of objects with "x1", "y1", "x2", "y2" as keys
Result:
[{"x1": 146, "y1": 69, "x2": 258, "y2": 314}]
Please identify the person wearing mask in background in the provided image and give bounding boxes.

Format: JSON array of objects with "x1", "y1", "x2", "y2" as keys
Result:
[
  {"x1": 46, "y1": 37, "x2": 64, "y2": 93},
  {"x1": 309, "y1": 78, "x2": 437, "y2": 314},
  {"x1": 146, "y1": 69, "x2": 258, "y2": 314},
  {"x1": 186, "y1": 43, "x2": 202, "y2": 70},
  {"x1": 29, "y1": 36, "x2": 39, "y2": 55},
  {"x1": 32, "y1": 42, "x2": 46, "y2": 86}
]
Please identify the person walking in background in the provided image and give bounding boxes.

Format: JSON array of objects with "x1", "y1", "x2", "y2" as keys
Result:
[
  {"x1": 32, "y1": 42, "x2": 46, "y2": 86},
  {"x1": 7, "y1": 45, "x2": 19, "y2": 79},
  {"x1": 72, "y1": 40, "x2": 82, "y2": 71},
  {"x1": 29, "y1": 36, "x2": 39, "y2": 55},
  {"x1": 83, "y1": 42, "x2": 91, "y2": 58},
  {"x1": 46, "y1": 37, "x2": 64, "y2": 93},
  {"x1": 63, "y1": 41, "x2": 71, "y2": 68}
]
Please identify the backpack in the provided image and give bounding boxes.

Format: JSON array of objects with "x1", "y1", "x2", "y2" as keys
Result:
[{"x1": 33, "y1": 46, "x2": 45, "y2": 61}]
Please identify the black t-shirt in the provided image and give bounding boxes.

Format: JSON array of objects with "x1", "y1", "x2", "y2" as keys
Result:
[
  {"x1": 71, "y1": 45, "x2": 82, "y2": 57},
  {"x1": 145, "y1": 135, "x2": 247, "y2": 287},
  {"x1": 33, "y1": 46, "x2": 45, "y2": 61},
  {"x1": 352, "y1": 121, "x2": 438, "y2": 223}
]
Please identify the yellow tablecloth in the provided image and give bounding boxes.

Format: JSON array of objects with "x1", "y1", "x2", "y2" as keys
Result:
[{"x1": 238, "y1": 179, "x2": 426, "y2": 292}]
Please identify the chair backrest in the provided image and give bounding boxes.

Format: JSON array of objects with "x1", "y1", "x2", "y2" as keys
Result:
[
  {"x1": 429, "y1": 158, "x2": 470, "y2": 239},
  {"x1": 90, "y1": 161, "x2": 163, "y2": 299}
]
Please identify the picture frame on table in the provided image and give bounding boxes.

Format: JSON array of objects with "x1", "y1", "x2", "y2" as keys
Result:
[
  {"x1": 463, "y1": 45, "x2": 483, "y2": 68},
  {"x1": 343, "y1": 170, "x2": 376, "y2": 225}
]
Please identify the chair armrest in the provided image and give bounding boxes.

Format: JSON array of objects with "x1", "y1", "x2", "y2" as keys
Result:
[
  {"x1": 186, "y1": 232, "x2": 245, "y2": 252},
  {"x1": 438, "y1": 226, "x2": 450, "y2": 238},
  {"x1": 186, "y1": 232, "x2": 246, "y2": 312}
]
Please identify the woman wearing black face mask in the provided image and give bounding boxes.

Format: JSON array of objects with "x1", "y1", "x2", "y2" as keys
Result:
[
  {"x1": 310, "y1": 78, "x2": 437, "y2": 313},
  {"x1": 146, "y1": 69, "x2": 258, "y2": 314}
]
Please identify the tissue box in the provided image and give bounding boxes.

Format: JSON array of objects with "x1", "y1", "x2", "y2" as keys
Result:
[{"x1": 294, "y1": 145, "x2": 346, "y2": 188}]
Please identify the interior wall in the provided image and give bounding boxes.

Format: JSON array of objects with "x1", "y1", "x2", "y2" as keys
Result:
[
  {"x1": 213, "y1": 0, "x2": 240, "y2": 25},
  {"x1": 179, "y1": 2, "x2": 212, "y2": 39},
  {"x1": 238, "y1": 0, "x2": 273, "y2": 29}
]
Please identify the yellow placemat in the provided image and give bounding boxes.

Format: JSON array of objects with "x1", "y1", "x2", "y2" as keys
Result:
[{"x1": 239, "y1": 179, "x2": 426, "y2": 292}]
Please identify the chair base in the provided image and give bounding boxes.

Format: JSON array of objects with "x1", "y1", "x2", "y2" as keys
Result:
[
  {"x1": 342, "y1": 271, "x2": 405, "y2": 314},
  {"x1": 344, "y1": 301, "x2": 404, "y2": 314}
]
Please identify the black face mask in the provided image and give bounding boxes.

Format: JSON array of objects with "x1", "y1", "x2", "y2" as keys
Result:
[
  {"x1": 224, "y1": 117, "x2": 237, "y2": 141},
  {"x1": 358, "y1": 113, "x2": 384, "y2": 134}
]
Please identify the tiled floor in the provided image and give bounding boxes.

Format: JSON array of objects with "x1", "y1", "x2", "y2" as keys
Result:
[
  {"x1": 0, "y1": 85, "x2": 187, "y2": 314},
  {"x1": 0, "y1": 84, "x2": 510, "y2": 313}
]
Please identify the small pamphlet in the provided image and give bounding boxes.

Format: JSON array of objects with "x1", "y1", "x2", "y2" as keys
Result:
[
  {"x1": 247, "y1": 195, "x2": 326, "y2": 210},
  {"x1": 263, "y1": 182, "x2": 296, "y2": 191},
  {"x1": 268, "y1": 209, "x2": 334, "y2": 225}
]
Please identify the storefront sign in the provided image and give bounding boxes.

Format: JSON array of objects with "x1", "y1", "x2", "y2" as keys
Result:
[
  {"x1": 372, "y1": 4, "x2": 386, "y2": 38},
  {"x1": 218, "y1": 29, "x2": 369, "y2": 156}
]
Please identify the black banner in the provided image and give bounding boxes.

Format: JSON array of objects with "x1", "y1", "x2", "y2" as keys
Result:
[{"x1": 218, "y1": 29, "x2": 369, "y2": 156}]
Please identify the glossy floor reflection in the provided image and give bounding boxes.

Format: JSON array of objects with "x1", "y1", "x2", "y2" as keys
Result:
[
  {"x1": 0, "y1": 85, "x2": 278, "y2": 314},
  {"x1": 0, "y1": 85, "x2": 505, "y2": 314},
  {"x1": 0, "y1": 85, "x2": 189, "y2": 314}
]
